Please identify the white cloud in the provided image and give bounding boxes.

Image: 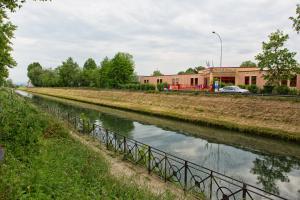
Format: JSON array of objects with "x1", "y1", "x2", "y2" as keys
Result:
[{"x1": 8, "y1": 0, "x2": 300, "y2": 83}]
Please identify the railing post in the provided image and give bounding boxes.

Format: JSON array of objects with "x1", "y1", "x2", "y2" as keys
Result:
[
  {"x1": 184, "y1": 160, "x2": 188, "y2": 193},
  {"x1": 92, "y1": 123, "x2": 95, "y2": 136},
  {"x1": 82, "y1": 119, "x2": 85, "y2": 134},
  {"x1": 106, "y1": 129, "x2": 109, "y2": 149},
  {"x1": 164, "y1": 153, "x2": 167, "y2": 182},
  {"x1": 148, "y1": 146, "x2": 151, "y2": 174},
  {"x1": 242, "y1": 183, "x2": 247, "y2": 200},
  {"x1": 210, "y1": 171, "x2": 213, "y2": 200},
  {"x1": 123, "y1": 136, "x2": 126, "y2": 159},
  {"x1": 114, "y1": 133, "x2": 117, "y2": 153},
  {"x1": 135, "y1": 142, "x2": 138, "y2": 163}
]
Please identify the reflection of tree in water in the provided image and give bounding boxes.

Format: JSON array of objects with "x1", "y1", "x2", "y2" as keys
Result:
[
  {"x1": 100, "y1": 113, "x2": 134, "y2": 137},
  {"x1": 251, "y1": 155, "x2": 300, "y2": 195},
  {"x1": 33, "y1": 96, "x2": 135, "y2": 136},
  {"x1": 33, "y1": 96, "x2": 100, "y2": 121}
]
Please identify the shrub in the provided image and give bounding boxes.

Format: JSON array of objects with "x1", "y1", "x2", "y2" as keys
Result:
[
  {"x1": 140, "y1": 84, "x2": 155, "y2": 91},
  {"x1": 238, "y1": 85, "x2": 247, "y2": 89},
  {"x1": 247, "y1": 85, "x2": 259, "y2": 94},
  {"x1": 263, "y1": 85, "x2": 275, "y2": 94},
  {"x1": 289, "y1": 88, "x2": 298, "y2": 95},
  {"x1": 157, "y1": 82, "x2": 168, "y2": 91},
  {"x1": 273, "y1": 85, "x2": 290, "y2": 95}
]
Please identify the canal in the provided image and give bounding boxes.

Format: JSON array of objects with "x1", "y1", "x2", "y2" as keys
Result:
[{"x1": 17, "y1": 90, "x2": 300, "y2": 199}]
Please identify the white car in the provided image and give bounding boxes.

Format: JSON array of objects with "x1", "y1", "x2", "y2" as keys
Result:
[{"x1": 219, "y1": 86, "x2": 250, "y2": 94}]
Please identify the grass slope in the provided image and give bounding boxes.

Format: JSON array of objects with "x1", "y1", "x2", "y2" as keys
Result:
[
  {"x1": 23, "y1": 87, "x2": 300, "y2": 142},
  {"x1": 0, "y1": 89, "x2": 172, "y2": 200}
]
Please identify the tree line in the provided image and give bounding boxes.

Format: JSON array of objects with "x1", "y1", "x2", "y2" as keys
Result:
[
  {"x1": 27, "y1": 52, "x2": 136, "y2": 88},
  {"x1": 1, "y1": 2, "x2": 300, "y2": 87}
]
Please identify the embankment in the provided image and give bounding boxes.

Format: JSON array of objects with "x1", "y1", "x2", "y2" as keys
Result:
[
  {"x1": 0, "y1": 88, "x2": 175, "y2": 199},
  {"x1": 23, "y1": 87, "x2": 300, "y2": 142}
]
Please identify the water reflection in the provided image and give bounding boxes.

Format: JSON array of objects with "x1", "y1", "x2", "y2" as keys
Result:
[
  {"x1": 251, "y1": 156, "x2": 300, "y2": 195},
  {"x1": 17, "y1": 91, "x2": 300, "y2": 199},
  {"x1": 99, "y1": 113, "x2": 134, "y2": 137},
  {"x1": 32, "y1": 96, "x2": 134, "y2": 137}
]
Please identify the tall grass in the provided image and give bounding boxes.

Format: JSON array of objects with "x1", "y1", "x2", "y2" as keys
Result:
[{"x1": 0, "y1": 89, "x2": 173, "y2": 199}]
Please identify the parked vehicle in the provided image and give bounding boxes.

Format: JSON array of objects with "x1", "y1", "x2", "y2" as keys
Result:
[{"x1": 219, "y1": 86, "x2": 250, "y2": 93}]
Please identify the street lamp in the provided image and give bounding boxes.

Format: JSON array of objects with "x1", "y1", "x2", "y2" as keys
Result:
[{"x1": 212, "y1": 31, "x2": 223, "y2": 67}]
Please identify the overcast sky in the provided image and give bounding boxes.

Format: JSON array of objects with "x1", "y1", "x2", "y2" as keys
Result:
[{"x1": 8, "y1": 0, "x2": 300, "y2": 84}]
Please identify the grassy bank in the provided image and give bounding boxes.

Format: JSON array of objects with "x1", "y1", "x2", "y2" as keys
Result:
[
  {"x1": 0, "y1": 88, "x2": 172, "y2": 199},
  {"x1": 23, "y1": 87, "x2": 300, "y2": 142}
]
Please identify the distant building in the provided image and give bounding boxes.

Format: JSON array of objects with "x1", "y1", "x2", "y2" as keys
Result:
[{"x1": 139, "y1": 67, "x2": 300, "y2": 90}]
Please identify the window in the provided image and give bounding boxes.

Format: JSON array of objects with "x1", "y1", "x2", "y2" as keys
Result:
[
  {"x1": 290, "y1": 76, "x2": 297, "y2": 87},
  {"x1": 251, "y1": 76, "x2": 257, "y2": 85},
  {"x1": 191, "y1": 78, "x2": 194, "y2": 86},
  {"x1": 245, "y1": 76, "x2": 250, "y2": 85},
  {"x1": 144, "y1": 80, "x2": 146, "y2": 83},
  {"x1": 160, "y1": 79, "x2": 163, "y2": 83},
  {"x1": 281, "y1": 80, "x2": 287, "y2": 86},
  {"x1": 195, "y1": 78, "x2": 198, "y2": 86},
  {"x1": 157, "y1": 79, "x2": 159, "y2": 84}
]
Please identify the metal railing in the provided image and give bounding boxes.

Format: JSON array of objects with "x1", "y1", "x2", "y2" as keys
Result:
[{"x1": 42, "y1": 105, "x2": 289, "y2": 200}]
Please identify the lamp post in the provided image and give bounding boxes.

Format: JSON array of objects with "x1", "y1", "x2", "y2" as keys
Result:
[{"x1": 212, "y1": 31, "x2": 222, "y2": 67}]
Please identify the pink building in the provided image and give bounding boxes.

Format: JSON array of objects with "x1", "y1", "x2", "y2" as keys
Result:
[{"x1": 140, "y1": 67, "x2": 300, "y2": 90}]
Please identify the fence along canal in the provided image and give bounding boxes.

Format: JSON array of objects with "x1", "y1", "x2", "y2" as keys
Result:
[{"x1": 34, "y1": 101, "x2": 289, "y2": 200}]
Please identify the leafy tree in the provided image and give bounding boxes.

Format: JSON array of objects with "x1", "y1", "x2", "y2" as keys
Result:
[
  {"x1": 290, "y1": 4, "x2": 300, "y2": 34},
  {"x1": 240, "y1": 60, "x2": 257, "y2": 68},
  {"x1": 194, "y1": 66, "x2": 205, "y2": 72},
  {"x1": 130, "y1": 72, "x2": 139, "y2": 83},
  {"x1": 0, "y1": 10, "x2": 17, "y2": 85},
  {"x1": 3, "y1": 78, "x2": 15, "y2": 87},
  {"x1": 107, "y1": 52, "x2": 135, "y2": 87},
  {"x1": 185, "y1": 68, "x2": 196, "y2": 74},
  {"x1": 152, "y1": 70, "x2": 163, "y2": 76},
  {"x1": 177, "y1": 66, "x2": 205, "y2": 75},
  {"x1": 40, "y1": 69, "x2": 59, "y2": 87},
  {"x1": 57, "y1": 57, "x2": 81, "y2": 87},
  {"x1": 81, "y1": 58, "x2": 98, "y2": 87},
  {"x1": 27, "y1": 62, "x2": 43, "y2": 86},
  {"x1": 0, "y1": 0, "x2": 48, "y2": 86},
  {"x1": 83, "y1": 58, "x2": 97, "y2": 70},
  {"x1": 98, "y1": 57, "x2": 113, "y2": 88},
  {"x1": 255, "y1": 30, "x2": 299, "y2": 86}
]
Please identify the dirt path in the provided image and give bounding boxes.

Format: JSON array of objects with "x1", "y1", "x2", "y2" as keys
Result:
[{"x1": 68, "y1": 130, "x2": 197, "y2": 200}]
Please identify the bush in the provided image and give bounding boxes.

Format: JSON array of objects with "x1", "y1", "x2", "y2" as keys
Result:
[
  {"x1": 289, "y1": 88, "x2": 298, "y2": 95},
  {"x1": 247, "y1": 85, "x2": 259, "y2": 94},
  {"x1": 238, "y1": 85, "x2": 247, "y2": 89},
  {"x1": 157, "y1": 82, "x2": 168, "y2": 91},
  {"x1": 140, "y1": 84, "x2": 155, "y2": 91},
  {"x1": 273, "y1": 85, "x2": 290, "y2": 95},
  {"x1": 263, "y1": 85, "x2": 275, "y2": 94}
]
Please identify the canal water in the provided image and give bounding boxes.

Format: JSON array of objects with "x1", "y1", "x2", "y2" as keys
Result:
[{"x1": 17, "y1": 90, "x2": 300, "y2": 199}]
